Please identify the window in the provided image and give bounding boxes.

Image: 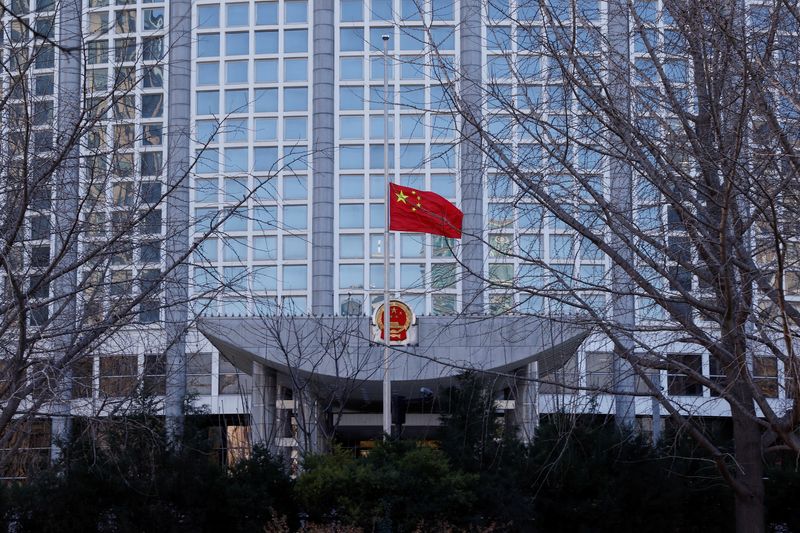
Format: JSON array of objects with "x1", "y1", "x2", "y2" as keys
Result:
[
  {"x1": 400, "y1": 264, "x2": 424, "y2": 289},
  {"x1": 339, "y1": 204, "x2": 364, "y2": 228},
  {"x1": 284, "y1": 117, "x2": 307, "y2": 140},
  {"x1": 255, "y1": 1, "x2": 277, "y2": 24},
  {"x1": 71, "y1": 358, "x2": 94, "y2": 398},
  {"x1": 283, "y1": 236, "x2": 307, "y2": 259},
  {"x1": 339, "y1": 264, "x2": 364, "y2": 289},
  {"x1": 586, "y1": 352, "x2": 612, "y2": 390},
  {"x1": 226, "y1": 32, "x2": 249, "y2": 55},
  {"x1": 284, "y1": 58, "x2": 307, "y2": 81},
  {"x1": 255, "y1": 59, "x2": 278, "y2": 82},
  {"x1": 339, "y1": 175, "x2": 364, "y2": 198},
  {"x1": 284, "y1": 0, "x2": 307, "y2": 23},
  {"x1": 219, "y1": 357, "x2": 250, "y2": 394},
  {"x1": 253, "y1": 237, "x2": 278, "y2": 261},
  {"x1": 341, "y1": 28, "x2": 364, "y2": 51},
  {"x1": 143, "y1": 7, "x2": 164, "y2": 30},
  {"x1": 198, "y1": 5, "x2": 220, "y2": 28},
  {"x1": 340, "y1": 234, "x2": 364, "y2": 258},
  {"x1": 754, "y1": 357, "x2": 778, "y2": 398},
  {"x1": 226, "y1": 3, "x2": 249, "y2": 26},
  {"x1": 341, "y1": 0, "x2": 362, "y2": 21},
  {"x1": 144, "y1": 354, "x2": 166, "y2": 395},
  {"x1": 252, "y1": 266, "x2": 277, "y2": 290},
  {"x1": 254, "y1": 88, "x2": 278, "y2": 112},
  {"x1": 142, "y1": 94, "x2": 163, "y2": 118},
  {"x1": 225, "y1": 89, "x2": 248, "y2": 113},
  {"x1": 198, "y1": 34, "x2": 220, "y2": 57},
  {"x1": 99, "y1": 355, "x2": 137, "y2": 397},
  {"x1": 284, "y1": 88, "x2": 308, "y2": 111},
  {"x1": 371, "y1": 0, "x2": 391, "y2": 20},
  {"x1": 667, "y1": 354, "x2": 702, "y2": 396},
  {"x1": 284, "y1": 205, "x2": 308, "y2": 229},
  {"x1": 255, "y1": 30, "x2": 278, "y2": 53},
  {"x1": 283, "y1": 265, "x2": 307, "y2": 290},
  {"x1": 188, "y1": 352, "x2": 212, "y2": 395},
  {"x1": 431, "y1": 264, "x2": 456, "y2": 289},
  {"x1": 226, "y1": 60, "x2": 248, "y2": 83},
  {"x1": 284, "y1": 29, "x2": 308, "y2": 53}
]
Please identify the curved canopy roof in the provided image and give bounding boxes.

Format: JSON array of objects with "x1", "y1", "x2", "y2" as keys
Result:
[{"x1": 198, "y1": 314, "x2": 589, "y2": 391}]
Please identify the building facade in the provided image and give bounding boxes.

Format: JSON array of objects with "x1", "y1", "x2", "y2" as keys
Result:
[{"x1": 1, "y1": 0, "x2": 796, "y2": 469}]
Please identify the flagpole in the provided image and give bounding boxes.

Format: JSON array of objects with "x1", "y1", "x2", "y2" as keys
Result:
[{"x1": 381, "y1": 34, "x2": 392, "y2": 438}]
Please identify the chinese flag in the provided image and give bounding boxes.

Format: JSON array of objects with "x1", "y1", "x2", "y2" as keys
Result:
[{"x1": 389, "y1": 183, "x2": 463, "y2": 239}]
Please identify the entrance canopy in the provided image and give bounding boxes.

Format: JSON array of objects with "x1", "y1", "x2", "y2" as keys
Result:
[{"x1": 198, "y1": 314, "x2": 589, "y2": 396}]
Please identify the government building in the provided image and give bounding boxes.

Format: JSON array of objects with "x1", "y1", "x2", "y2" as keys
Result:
[{"x1": 1, "y1": 0, "x2": 794, "y2": 473}]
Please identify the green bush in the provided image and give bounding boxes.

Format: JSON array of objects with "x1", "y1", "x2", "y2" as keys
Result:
[{"x1": 296, "y1": 440, "x2": 477, "y2": 532}]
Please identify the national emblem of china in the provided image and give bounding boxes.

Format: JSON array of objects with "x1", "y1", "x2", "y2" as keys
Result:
[{"x1": 372, "y1": 299, "x2": 417, "y2": 346}]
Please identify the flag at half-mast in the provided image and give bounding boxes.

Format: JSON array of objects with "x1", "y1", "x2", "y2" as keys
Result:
[{"x1": 388, "y1": 183, "x2": 463, "y2": 239}]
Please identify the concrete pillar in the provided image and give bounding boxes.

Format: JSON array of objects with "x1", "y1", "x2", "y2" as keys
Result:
[
  {"x1": 295, "y1": 390, "x2": 319, "y2": 455},
  {"x1": 311, "y1": 0, "x2": 335, "y2": 316},
  {"x1": 515, "y1": 362, "x2": 539, "y2": 443},
  {"x1": 164, "y1": 0, "x2": 192, "y2": 444},
  {"x1": 607, "y1": 0, "x2": 637, "y2": 430},
  {"x1": 50, "y1": 0, "x2": 83, "y2": 461},
  {"x1": 251, "y1": 363, "x2": 277, "y2": 453},
  {"x1": 459, "y1": 0, "x2": 485, "y2": 314}
]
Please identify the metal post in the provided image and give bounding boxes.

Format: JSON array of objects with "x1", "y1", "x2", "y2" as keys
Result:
[{"x1": 382, "y1": 34, "x2": 392, "y2": 438}]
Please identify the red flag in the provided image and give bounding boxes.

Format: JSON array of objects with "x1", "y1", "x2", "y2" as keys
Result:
[{"x1": 389, "y1": 183, "x2": 463, "y2": 239}]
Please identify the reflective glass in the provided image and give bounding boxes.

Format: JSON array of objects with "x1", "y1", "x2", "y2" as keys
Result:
[{"x1": 339, "y1": 204, "x2": 364, "y2": 228}]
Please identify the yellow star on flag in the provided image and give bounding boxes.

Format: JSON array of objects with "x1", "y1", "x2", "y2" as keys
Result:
[{"x1": 395, "y1": 190, "x2": 408, "y2": 203}]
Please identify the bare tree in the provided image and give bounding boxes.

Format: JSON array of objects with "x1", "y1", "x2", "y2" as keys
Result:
[
  {"x1": 0, "y1": 0, "x2": 240, "y2": 475},
  {"x1": 412, "y1": 0, "x2": 800, "y2": 530}
]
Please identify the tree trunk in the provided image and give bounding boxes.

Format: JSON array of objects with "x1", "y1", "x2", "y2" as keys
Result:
[{"x1": 731, "y1": 405, "x2": 766, "y2": 533}]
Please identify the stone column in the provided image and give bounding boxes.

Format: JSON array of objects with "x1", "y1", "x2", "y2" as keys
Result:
[
  {"x1": 50, "y1": 0, "x2": 83, "y2": 461},
  {"x1": 459, "y1": 0, "x2": 485, "y2": 314},
  {"x1": 251, "y1": 363, "x2": 277, "y2": 453},
  {"x1": 515, "y1": 362, "x2": 539, "y2": 443},
  {"x1": 295, "y1": 390, "x2": 319, "y2": 455},
  {"x1": 164, "y1": 0, "x2": 192, "y2": 443},
  {"x1": 607, "y1": 0, "x2": 636, "y2": 429},
  {"x1": 311, "y1": 0, "x2": 336, "y2": 316}
]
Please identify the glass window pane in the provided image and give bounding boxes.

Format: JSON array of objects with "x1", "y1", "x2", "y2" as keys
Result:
[
  {"x1": 254, "y1": 118, "x2": 277, "y2": 140},
  {"x1": 284, "y1": 205, "x2": 308, "y2": 229},
  {"x1": 226, "y1": 3, "x2": 249, "y2": 26},
  {"x1": 285, "y1": 0, "x2": 307, "y2": 23},
  {"x1": 339, "y1": 264, "x2": 364, "y2": 289},
  {"x1": 198, "y1": 5, "x2": 220, "y2": 28},
  {"x1": 283, "y1": 176, "x2": 307, "y2": 200},
  {"x1": 340, "y1": 234, "x2": 364, "y2": 258},
  {"x1": 226, "y1": 60, "x2": 248, "y2": 83},
  {"x1": 198, "y1": 34, "x2": 220, "y2": 57},
  {"x1": 226, "y1": 32, "x2": 249, "y2": 55},
  {"x1": 283, "y1": 265, "x2": 307, "y2": 290},
  {"x1": 255, "y1": 30, "x2": 278, "y2": 53},
  {"x1": 253, "y1": 236, "x2": 278, "y2": 260},
  {"x1": 197, "y1": 62, "x2": 219, "y2": 85},
  {"x1": 400, "y1": 264, "x2": 424, "y2": 289},
  {"x1": 284, "y1": 29, "x2": 308, "y2": 53},
  {"x1": 284, "y1": 88, "x2": 308, "y2": 111},
  {"x1": 285, "y1": 58, "x2": 308, "y2": 81},
  {"x1": 341, "y1": 0, "x2": 363, "y2": 21},
  {"x1": 255, "y1": 59, "x2": 278, "y2": 81},
  {"x1": 255, "y1": 1, "x2": 277, "y2": 24},
  {"x1": 252, "y1": 266, "x2": 277, "y2": 290},
  {"x1": 283, "y1": 235, "x2": 307, "y2": 259},
  {"x1": 341, "y1": 27, "x2": 365, "y2": 51},
  {"x1": 339, "y1": 175, "x2": 364, "y2": 198},
  {"x1": 339, "y1": 204, "x2": 364, "y2": 228}
]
